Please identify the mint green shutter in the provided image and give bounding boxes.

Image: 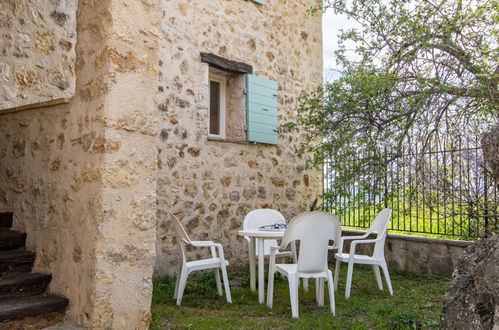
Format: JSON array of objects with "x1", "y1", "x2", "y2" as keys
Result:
[
  {"x1": 246, "y1": 74, "x2": 278, "y2": 145},
  {"x1": 251, "y1": 0, "x2": 265, "y2": 4}
]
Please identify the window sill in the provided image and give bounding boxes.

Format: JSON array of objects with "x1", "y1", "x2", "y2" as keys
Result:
[{"x1": 207, "y1": 136, "x2": 250, "y2": 144}]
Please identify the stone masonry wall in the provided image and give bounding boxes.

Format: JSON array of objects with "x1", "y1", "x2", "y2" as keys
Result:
[
  {"x1": 0, "y1": 0, "x2": 105, "y2": 326},
  {"x1": 91, "y1": 0, "x2": 160, "y2": 328},
  {"x1": 340, "y1": 230, "x2": 472, "y2": 277},
  {"x1": 0, "y1": 0, "x2": 77, "y2": 110},
  {"x1": 155, "y1": 0, "x2": 323, "y2": 274},
  {"x1": 0, "y1": 0, "x2": 160, "y2": 328}
]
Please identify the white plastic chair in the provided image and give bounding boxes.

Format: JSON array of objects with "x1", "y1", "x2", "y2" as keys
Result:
[
  {"x1": 169, "y1": 213, "x2": 232, "y2": 305},
  {"x1": 334, "y1": 208, "x2": 393, "y2": 299},
  {"x1": 243, "y1": 209, "x2": 298, "y2": 289},
  {"x1": 267, "y1": 211, "x2": 341, "y2": 318},
  {"x1": 243, "y1": 209, "x2": 297, "y2": 260}
]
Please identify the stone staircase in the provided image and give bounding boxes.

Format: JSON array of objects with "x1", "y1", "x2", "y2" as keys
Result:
[{"x1": 0, "y1": 212, "x2": 68, "y2": 329}]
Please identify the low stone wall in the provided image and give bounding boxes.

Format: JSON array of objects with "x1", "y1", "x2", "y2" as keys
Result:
[{"x1": 339, "y1": 229, "x2": 472, "y2": 277}]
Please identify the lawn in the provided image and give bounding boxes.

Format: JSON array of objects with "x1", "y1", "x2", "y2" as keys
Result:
[{"x1": 150, "y1": 265, "x2": 450, "y2": 329}]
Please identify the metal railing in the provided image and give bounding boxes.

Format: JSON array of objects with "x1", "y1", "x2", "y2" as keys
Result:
[{"x1": 323, "y1": 136, "x2": 499, "y2": 239}]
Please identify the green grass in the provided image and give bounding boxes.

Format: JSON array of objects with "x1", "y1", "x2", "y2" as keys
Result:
[{"x1": 150, "y1": 266, "x2": 450, "y2": 329}]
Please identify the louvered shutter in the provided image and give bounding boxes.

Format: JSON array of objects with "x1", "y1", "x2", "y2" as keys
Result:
[{"x1": 246, "y1": 74, "x2": 278, "y2": 145}]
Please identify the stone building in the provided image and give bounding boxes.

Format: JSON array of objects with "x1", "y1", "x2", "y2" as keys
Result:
[{"x1": 0, "y1": 0, "x2": 322, "y2": 328}]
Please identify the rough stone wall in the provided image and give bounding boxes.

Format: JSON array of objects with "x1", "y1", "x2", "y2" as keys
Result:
[
  {"x1": 0, "y1": 0, "x2": 160, "y2": 328},
  {"x1": 91, "y1": 0, "x2": 160, "y2": 328},
  {"x1": 0, "y1": 99, "x2": 102, "y2": 325},
  {"x1": 0, "y1": 0, "x2": 77, "y2": 110},
  {"x1": 223, "y1": 72, "x2": 246, "y2": 141},
  {"x1": 441, "y1": 236, "x2": 498, "y2": 329},
  {"x1": 0, "y1": 0, "x2": 107, "y2": 325},
  {"x1": 155, "y1": 0, "x2": 323, "y2": 274}
]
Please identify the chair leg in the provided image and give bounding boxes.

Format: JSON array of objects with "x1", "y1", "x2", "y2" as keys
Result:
[
  {"x1": 315, "y1": 278, "x2": 319, "y2": 304},
  {"x1": 345, "y1": 260, "x2": 354, "y2": 299},
  {"x1": 267, "y1": 268, "x2": 275, "y2": 308},
  {"x1": 291, "y1": 241, "x2": 298, "y2": 264},
  {"x1": 249, "y1": 239, "x2": 256, "y2": 291},
  {"x1": 176, "y1": 267, "x2": 189, "y2": 306},
  {"x1": 288, "y1": 274, "x2": 299, "y2": 318},
  {"x1": 220, "y1": 264, "x2": 232, "y2": 303},
  {"x1": 317, "y1": 278, "x2": 324, "y2": 307},
  {"x1": 372, "y1": 264, "x2": 383, "y2": 290},
  {"x1": 327, "y1": 271, "x2": 335, "y2": 316},
  {"x1": 380, "y1": 261, "x2": 393, "y2": 296},
  {"x1": 173, "y1": 263, "x2": 182, "y2": 299},
  {"x1": 303, "y1": 278, "x2": 309, "y2": 292},
  {"x1": 334, "y1": 260, "x2": 341, "y2": 291},
  {"x1": 215, "y1": 269, "x2": 223, "y2": 296}
]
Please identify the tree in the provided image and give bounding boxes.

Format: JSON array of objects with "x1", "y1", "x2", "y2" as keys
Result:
[{"x1": 282, "y1": 0, "x2": 498, "y2": 235}]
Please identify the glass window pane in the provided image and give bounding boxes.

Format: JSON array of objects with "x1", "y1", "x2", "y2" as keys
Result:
[{"x1": 210, "y1": 80, "x2": 220, "y2": 135}]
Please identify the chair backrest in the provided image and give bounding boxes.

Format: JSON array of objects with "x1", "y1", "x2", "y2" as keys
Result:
[
  {"x1": 368, "y1": 208, "x2": 392, "y2": 258},
  {"x1": 169, "y1": 212, "x2": 192, "y2": 263},
  {"x1": 243, "y1": 209, "x2": 286, "y2": 255},
  {"x1": 281, "y1": 211, "x2": 341, "y2": 273},
  {"x1": 243, "y1": 209, "x2": 286, "y2": 230}
]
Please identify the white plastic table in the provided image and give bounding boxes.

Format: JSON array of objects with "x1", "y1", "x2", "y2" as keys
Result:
[{"x1": 237, "y1": 228, "x2": 285, "y2": 304}]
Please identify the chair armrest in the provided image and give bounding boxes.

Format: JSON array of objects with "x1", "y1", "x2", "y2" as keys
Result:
[
  {"x1": 269, "y1": 246, "x2": 281, "y2": 254},
  {"x1": 190, "y1": 241, "x2": 224, "y2": 259},
  {"x1": 269, "y1": 246, "x2": 282, "y2": 261},
  {"x1": 346, "y1": 238, "x2": 379, "y2": 261},
  {"x1": 212, "y1": 242, "x2": 227, "y2": 262},
  {"x1": 341, "y1": 233, "x2": 370, "y2": 241},
  {"x1": 190, "y1": 240, "x2": 216, "y2": 247},
  {"x1": 351, "y1": 238, "x2": 378, "y2": 246},
  {"x1": 337, "y1": 232, "x2": 367, "y2": 253},
  {"x1": 268, "y1": 246, "x2": 280, "y2": 274}
]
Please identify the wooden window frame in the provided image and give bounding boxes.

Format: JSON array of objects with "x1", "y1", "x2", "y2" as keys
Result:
[{"x1": 208, "y1": 72, "x2": 226, "y2": 139}]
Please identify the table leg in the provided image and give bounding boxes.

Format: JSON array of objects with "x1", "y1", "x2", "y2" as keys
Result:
[
  {"x1": 249, "y1": 238, "x2": 256, "y2": 291},
  {"x1": 258, "y1": 238, "x2": 265, "y2": 304}
]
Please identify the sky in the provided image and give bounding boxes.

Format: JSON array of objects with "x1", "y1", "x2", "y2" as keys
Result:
[{"x1": 322, "y1": 9, "x2": 357, "y2": 81}]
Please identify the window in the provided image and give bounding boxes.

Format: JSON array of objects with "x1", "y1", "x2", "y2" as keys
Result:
[
  {"x1": 207, "y1": 67, "x2": 246, "y2": 142},
  {"x1": 202, "y1": 53, "x2": 278, "y2": 145},
  {"x1": 208, "y1": 72, "x2": 226, "y2": 138}
]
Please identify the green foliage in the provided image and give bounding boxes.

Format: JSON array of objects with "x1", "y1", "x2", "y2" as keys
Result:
[
  {"x1": 325, "y1": 183, "x2": 497, "y2": 239},
  {"x1": 152, "y1": 276, "x2": 175, "y2": 305},
  {"x1": 386, "y1": 310, "x2": 422, "y2": 329},
  {"x1": 282, "y1": 0, "x2": 498, "y2": 165},
  {"x1": 184, "y1": 271, "x2": 220, "y2": 296},
  {"x1": 150, "y1": 267, "x2": 450, "y2": 329},
  {"x1": 282, "y1": 0, "x2": 498, "y2": 235}
]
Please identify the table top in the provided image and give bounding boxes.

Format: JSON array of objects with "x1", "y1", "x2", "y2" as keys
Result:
[{"x1": 237, "y1": 229, "x2": 285, "y2": 238}]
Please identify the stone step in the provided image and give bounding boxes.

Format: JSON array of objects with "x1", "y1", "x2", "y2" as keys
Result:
[
  {"x1": 0, "y1": 230, "x2": 27, "y2": 251},
  {"x1": 0, "y1": 294, "x2": 69, "y2": 329},
  {"x1": 0, "y1": 250, "x2": 35, "y2": 275},
  {"x1": 0, "y1": 273, "x2": 52, "y2": 300},
  {"x1": 0, "y1": 212, "x2": 13, "y2": 229}
]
